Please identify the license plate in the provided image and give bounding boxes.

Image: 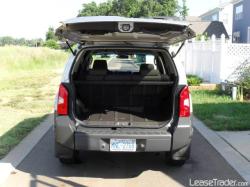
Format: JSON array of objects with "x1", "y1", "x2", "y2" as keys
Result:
[{"x1": 110, "y1": 139, "x2": 136, "y2": 152}]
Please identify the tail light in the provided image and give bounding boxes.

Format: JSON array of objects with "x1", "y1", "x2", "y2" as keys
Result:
[
  {"x1": 57, "y1": 84, "x2": 68, "y2": 115},
  {"x1": 179, "y1": 86, "x2": 190, "y2": 117}
]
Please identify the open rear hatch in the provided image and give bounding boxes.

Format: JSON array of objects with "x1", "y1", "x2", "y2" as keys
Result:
[
  {"x1": 56, "y1": 16, "x2": 195, "y2": 128},
  {"x1": 56, "y1": 16, "x2": 195, "y2": 44}
]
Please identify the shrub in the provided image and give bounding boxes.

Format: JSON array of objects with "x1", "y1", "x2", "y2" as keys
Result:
[
  {"x1": 238, "y1": 66, "x2": 250, "y2": 89},
  {"x1": 44, "y1": 39, "x2": 60, "y2": 49},
  {"x1": 237, "y1": 66, "x2": 250, "y2": 98},
  {"x1": 187, "y1": 74, "x2": 203, "y2": 86}
]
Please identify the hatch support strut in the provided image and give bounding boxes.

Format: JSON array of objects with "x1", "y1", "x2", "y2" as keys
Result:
[
  {"x1": 66, "y1": 40, "x2": 76, "y2": 56},
  {"x1": 172, "y1": 42, "x2": 185, "y2": 58}
]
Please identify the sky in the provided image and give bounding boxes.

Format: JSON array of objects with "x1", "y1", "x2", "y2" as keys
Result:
[{"x1": 0, "y1": 0, "x2": 224, "y2": 39}]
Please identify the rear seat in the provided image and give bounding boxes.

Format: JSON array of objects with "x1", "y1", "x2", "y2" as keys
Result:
[
  {"x1": 77, "y1": 62, "x2": 172, "y2": 109},
  {"x1": 132, "y1": 64, "x2": 162, "y2": 81},
  {"x1": 85, "y1": 61, "x2": 169, "y2": 82},
  {"x1": 105, "y1": 73, "x2": 132, "y2": 81},
  {"x1": 105, "y1": 64, "x2": 163, "y2": 81}
]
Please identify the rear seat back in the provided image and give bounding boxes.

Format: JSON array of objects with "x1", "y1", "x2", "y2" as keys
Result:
[
  {"x1": 133, "y1": 64, "x2": 162, "y2": 81},
  {"x1": 85, "y1": 62, "x2": 169, "y2": 81},
  {"x1": 86, "y1": 60, "x2": 108, "y2": 80},
  {"x1": 78, "y1": 63, "x2": 171, "y2": 109},
  {"x1": 140, "y1": 64, "x2": 154, "y2": 75},
  {"x1": 76, "y1": 83, "x2": 170, "y2": 109},
  {"x1": 105, "y1": 72, "x2": 132, "y2": 81}
]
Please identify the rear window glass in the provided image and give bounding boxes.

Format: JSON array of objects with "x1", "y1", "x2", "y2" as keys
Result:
[{"x1": 88, "y1": 51, "x2": 158, "y2": 72}]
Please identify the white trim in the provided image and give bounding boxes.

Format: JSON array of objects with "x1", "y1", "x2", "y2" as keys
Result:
[{"x1": 247, "y1": 27, "x2": 250, "y2": 43}]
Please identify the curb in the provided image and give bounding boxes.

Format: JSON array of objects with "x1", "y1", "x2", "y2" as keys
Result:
[
  {"x1": 0, "y1": 114, "x2": 53, "y2": 185},
  {"x1": 193, "y1": 117, "x2": 250, "y2": 183}
]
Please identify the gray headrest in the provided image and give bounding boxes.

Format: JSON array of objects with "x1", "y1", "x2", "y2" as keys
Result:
[
  {"x1": 146, "y1": 69, "x2": 161, "y2": 76},
  {"x1": 140, "y1": 64, "x2": 160, "y2": 76},
  {"x1": 89, "y1": 60, "x2": 108, "y2": 75},
  {"x1": 140, "y1": 64, "x2": 154, "y2": 72}
]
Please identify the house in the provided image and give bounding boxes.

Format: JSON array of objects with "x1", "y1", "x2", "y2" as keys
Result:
[
  {"x1": 154, "y1": 16, "x2": 229, "y2": 39},
  {"x1": 188, "y1": 20, "x2": 229, "y2": 39},
  {"x1": 199, "y1": 1, "x2": 234, "y2": 40},
  {"x1": 232, "y1": 0, "x2": 250, "y2": 43},
  {"x1": 154, "y1": 16, "x2": 229, "y2": 40}
]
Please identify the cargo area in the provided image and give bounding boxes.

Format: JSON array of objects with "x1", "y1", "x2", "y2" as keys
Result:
[{"x1": 72, "y1": 49, "x2": 176, "y2": 127}]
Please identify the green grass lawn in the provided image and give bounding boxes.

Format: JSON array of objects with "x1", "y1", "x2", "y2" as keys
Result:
[
  {"x1": 0, "y1": 46, "x2": 68, "y2": 159},
  {"x1": 192, "y1": 90, "x2": 250, "y2": 131}
]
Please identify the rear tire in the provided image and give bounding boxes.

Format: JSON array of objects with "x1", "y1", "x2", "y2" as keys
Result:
[
  {"x1": 166, "y1": 145, "x2": 191, "y2": 167},
  {"x1": 165, "y1": 156, "x2": 186, "y2": 166},
  {"x1": 59, "y1": 151, "x2": 81, "y2": 164}
]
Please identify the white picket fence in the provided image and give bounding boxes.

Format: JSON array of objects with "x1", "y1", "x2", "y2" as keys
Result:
[{"x1": 173, "y1": 35, "x2": 250, "y2": 83}]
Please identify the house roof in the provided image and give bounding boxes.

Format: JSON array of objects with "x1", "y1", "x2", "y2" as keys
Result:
[
  {"x1": 189, "y1": 21, "x2": 229, "y2": 38},
  {"x1": 231, "y1": 0, "x2": 243, "y2": 5},
  {"x1": 190, "y1": 21, "x2": 211, "y2": 34},
  {"x1": 200, "y1": 8, "x2": 220, "y2": 18},
  {"x1": 186, "y1": 16, "x2": 201, "y2": 22}
]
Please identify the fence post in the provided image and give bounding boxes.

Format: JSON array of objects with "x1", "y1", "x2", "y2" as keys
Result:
[
  {"x1": 219, "y1": 34, "x2": 226, "y2": 83},
  {"x1": 191, "y1": 38, "x2": 196, "y2": 75},
  {"x1": 232, "y1": 86, "x2": 237, "y2": 100},
  {"x1": 210, "y1": 35, "x2": 216, "y2": 82},
  {"x1": 199, "y1": 36, "x2": 206, "y2": 78}
]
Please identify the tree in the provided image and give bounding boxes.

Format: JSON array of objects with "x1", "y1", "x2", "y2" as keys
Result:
[
  {"x1": 0, "y1": 36, "x2": 43, "y2": 47},
  {"x1": 78, "y1": 0, "x2": 180, "y2": 18},
  {"x1": 110, "y1": 0, "x2": 142, "y2": 17},
  {"x1": 0, "y1": 36, "x2": 13, "y2": 46},
  {"x1": 45, "y1": 27, "x2": 59, "y2": 49},
  {"x1": 44, "y1": 39, "x2": 60, "y2": 49},
  {"x1": 179, "y1": 0, "x2": 188, "y2": 19},
  {"x1": 78, "y1": 2, "x2": 100, "y2": 16},
  {"x1": 136, "y1": 0, "x2": 163, "y2": 17},
  {"x1": 157, "y1": 0, "x2": 179, "y2": 16},
  {"x1": 46, "y1": 27, "x2": 57, "y2": 41}
]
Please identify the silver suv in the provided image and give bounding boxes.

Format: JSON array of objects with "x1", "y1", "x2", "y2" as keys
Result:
[{"x1": 54, "y1": 16, "x2": 195, "y2": 166}]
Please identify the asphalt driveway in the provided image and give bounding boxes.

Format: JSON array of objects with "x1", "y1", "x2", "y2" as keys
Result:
[{"x1": 2, "y1": 128, "x2": 245, "y2": 187}]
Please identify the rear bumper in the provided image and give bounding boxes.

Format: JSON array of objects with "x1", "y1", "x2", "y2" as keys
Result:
[
  {"x1": 54, "y1": 115, "x2": 193, "y2": 154},
  {"x1": 74, "y1": 128, "x2": 172, "y2": 152}
]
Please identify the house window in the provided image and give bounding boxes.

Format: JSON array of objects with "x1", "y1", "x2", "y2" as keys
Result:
[
  {"x1": 212, "y1": 14, "x2": 218, "y2": 21},
  {"x1": 235, "y1": 4, "x2": 243, "y2": 20},
  {"x1": 233, "y1": 32, "x2": 240, "y2": 43}
]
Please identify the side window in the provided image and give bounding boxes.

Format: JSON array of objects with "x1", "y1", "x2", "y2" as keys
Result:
[{"x1": 212, "y1": 14, "x2": 218, "y2": 21}]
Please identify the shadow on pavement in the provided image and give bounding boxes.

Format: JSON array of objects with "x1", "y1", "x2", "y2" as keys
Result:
[
  {"x1": 29, "y1": 174, "x2": 87, "y2": 187},
  {"x1": 14, "y1": 128, "x2": 244, "y2": 187}
]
